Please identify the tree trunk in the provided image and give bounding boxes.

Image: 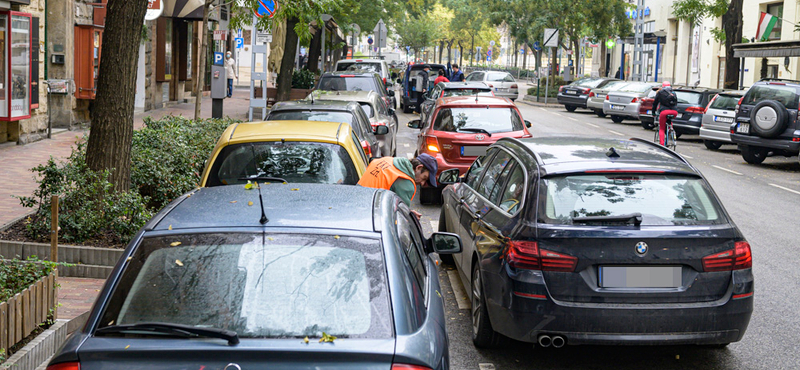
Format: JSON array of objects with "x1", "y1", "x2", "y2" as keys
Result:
[
  {"x1": 599, "y1": 42, "x2": 607, "y2": 78},
  {"x1": 551, "y1": 47, "x2": 558, "y2": 79},
  {"x1": 438, "y1": 40, "x2": 444, "y2": 64},
  {"x1": 447, "y1": 40, "x2": 453, "y2": 65},
  {"x1": 307, "y1": 27, "x2": 322, "y2": 73},
  {"x1": 470, "y1": 34, "x2": 474, "y2": 66},
  {"x1": 513, "y1": 41, "x2": 519, "y2": 68},
  {"x1": 277, "y1": 17, "x2": 299, "y2": 102},
  {"x1": 193, "y1": 1, "x2": 211, "y2": 120},
  {"x1": 458, "y1": 42, "x2": 463, "y2": 67},
  {"x1": 85, "y1": 0, "x2": 148, "y2": 192},
  {"x1": 723, "y1": 0, "x2": 743, "y2": 89}
]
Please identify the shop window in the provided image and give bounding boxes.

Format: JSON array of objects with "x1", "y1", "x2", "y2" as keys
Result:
[
  {"x1": 766, "y1": 3, "x2": 783, "y2": 40},
  {"x1": 0, "y1": 12, "x2": 32, "y2": 121}
]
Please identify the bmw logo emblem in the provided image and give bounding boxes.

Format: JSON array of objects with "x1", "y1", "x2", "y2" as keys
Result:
[{"x1": 635, "y1": 242, "x2": 648, "y2": 255}]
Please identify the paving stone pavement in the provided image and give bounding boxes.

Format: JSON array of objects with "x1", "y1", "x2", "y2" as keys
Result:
[{"x1": 56, "y1": 277, "x2": 106, "y2": 320}]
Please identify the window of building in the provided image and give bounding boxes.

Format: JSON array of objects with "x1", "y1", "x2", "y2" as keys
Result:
[{"x1": 766, "y1": 3, "x2": 783, "y2": 40}]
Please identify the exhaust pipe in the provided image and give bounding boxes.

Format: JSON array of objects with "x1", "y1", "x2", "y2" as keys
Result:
[
  {"x1": 537, "y1": 335, "x2": 552, "y2": 348},
  {"x1": 551, "y1": 336, "x2": 566, "y2": 348}
]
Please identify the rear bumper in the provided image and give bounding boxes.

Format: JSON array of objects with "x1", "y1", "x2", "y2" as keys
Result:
[
  {"x1": 495, "y1": 91, "x2": 519, "y2": 100},
  {"x1": 557, "y1": 94, "x2": 588, "y2": 107},
  {"x1": 603, "y1": 102, "x2": 640, "y2": 118},
  {"x1": 586, "y1": 98, "x2": 604, "y2": 111},
  {"x1": 730, "y1": 132, "x2": 800, "y2": 152},
  {"x1": 672, "y1": 115, "x2": 702, "y2": 135},
  {"x1": 699, "y1": 127, "x2": 732, "y2": 143}
]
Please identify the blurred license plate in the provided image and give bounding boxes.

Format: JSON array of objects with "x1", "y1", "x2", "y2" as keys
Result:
[
  {"x1": 565, "y1": 90, "x2": 577, "y2": 94},
  {"x1": 611, "y1": 105, "x2": 625, "y2": 110},
  {"x1": 737, "y1": 123, "x2": 750, "y2": 134},
  {"x1": 714, "y1": 116, "x2": 734, "y2": 123},
  {"x1": 600, "y1": 266, "x2": 682, "y2": 288},
  {"x1": 646, "y1": 110, "x2": 652, "y2": 115},
  {"x1": 461, "y1": 146, "x2": 488, "y2": 157}
]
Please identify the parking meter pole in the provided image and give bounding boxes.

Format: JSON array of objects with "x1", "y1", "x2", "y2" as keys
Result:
[
  {"x1": 211, "y1": 64, "x2": 227, "y2": 118},
  {"x1": 544, "y1": 47, "x2": 551, "y2": 105}
]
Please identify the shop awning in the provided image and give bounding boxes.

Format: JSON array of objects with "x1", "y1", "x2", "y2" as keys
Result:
[
  {"x1": 733, "y1": 40, "x2": 800, "y2": 58},
  {"x1": 163, "y1": 0, "x2": 213, "y2": 20}
]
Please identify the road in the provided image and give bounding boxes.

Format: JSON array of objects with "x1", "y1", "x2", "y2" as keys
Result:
[{"x1": 393, "y1": 100, "x2": 800, "y2": 370}]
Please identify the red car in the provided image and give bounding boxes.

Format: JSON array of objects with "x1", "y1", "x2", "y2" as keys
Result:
[{"x1": 407, "y1": 96, "x2": 532, "y2": 202}]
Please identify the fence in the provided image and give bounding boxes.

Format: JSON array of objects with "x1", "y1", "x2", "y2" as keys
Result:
[{"x1": 0, "y1": 272, "x2": 57, "y2": 355}]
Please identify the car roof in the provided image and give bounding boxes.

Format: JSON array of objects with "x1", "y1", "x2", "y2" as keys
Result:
[
  {"x1": 437, "y1": 95, "x2": 514, "y2": 107},
  {"x1": 310, "y1": 90, "x2": 381, "y2": 103},
  {"x1": 337, "y1": 59, "x2": 386, "y2": 64},
  {"x1": 223, "y1": 120, "x2": 351, "y2": 144},
  {"x1": 438, "y1": 81, "x2": 491, "y2": 90},
  {"x1": 145, "y1": 184, "x2": 380, "y2": 233},
  {"x1": 409, "y1": 64, "x2": 445, "y2": 70},
  {"x1": 509, "y1": 136, "x2": 697, "y2": 176},
  {"x1": 270, "y1": 100, "x2": 358, "y2": 112},
  {"x1": 674, "y1": 87, "x2": 724, "y2": 93}
]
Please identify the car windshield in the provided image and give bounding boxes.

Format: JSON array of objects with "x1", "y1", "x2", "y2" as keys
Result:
[
  {"x1": 620, "y1": 83, "x2": 656, "y2": 93},
  {"x1": 710, "y1": 94, "x2": 740, "y2": 110},
  {"x1": 443, "y1": 89, "x2": 494, "y2": 97},
  {"x1": 318, "y1": 76, "x2": 377, "y2": 92},
  {"x1": 359, "y1": 103, "x2": 374, "y2": 118},
  {"x1": 540, "y1": 174, "x2": 727, "y2": 226},
  {"x1": 433, "y1": 107, "x2": 524, "y2": 133},
  {"x1": 206, "y1": 141, "x2": 359, "y2": 186},
  {"x1": 487, "y1": 72, "x2": 514, "y2": 82},
  {"x1": 268, "y1": 110, "x2": 356, "y2": 126},
  {"x1": 675, "y1": 91, "x2": 703, "y2": 105},
  {"x1": 97, "y1": 233, "x2": 392, "y2": 339},
  {"x1": 336, "y1": 62, "x2": 382, "y2": 74},
  {"x1": 743, "y1": 84, "x2": 800, "y2": 109}
]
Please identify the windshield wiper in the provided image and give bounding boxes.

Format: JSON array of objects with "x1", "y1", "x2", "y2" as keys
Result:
[
  {"x1": 95, "y1": 322, "x2": 239, "y2": 345},
  {"x1": 238, "y1": 176, "x2": 288, "y2": 183},
  {"x1": 457, "y1": 128, "x2": 492, "y2": 136},
  {"x1": 572, "y1": 212, "x2": 642, "y2": 226}
]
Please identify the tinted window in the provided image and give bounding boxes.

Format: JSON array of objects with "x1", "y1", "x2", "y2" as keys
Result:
[
  {"x1": 675, "y1": 91, "x2": 703, "y2": 105},
  {"x1": 432, "y1": 107, "x2": 523, "y2": 133},
  {"x1": 465, "y1": 149, "x2": 496, "y2": 188},
  {"x1": 710, "y1": 94, "x2": 740, "y2": 110},
  {"x1": 318, "y1": 76, "x2": 378, "y2": 93},
  {"x1": 98, "y1": 233, "x2": 392, "y2": 339},
  {"x1": 603, "y1": 81, "x2": 630, "y2": 91},
  {"x1": 268, "y1": 110, "x2": 356, "y2": 127},
  {"x1": 487, "y1": 72, "x2": 514, "y2": 82},
  {"x1": 359, "y1": 103, "x2": 374, "y2": 117},
  {"x1": 620, "y1": 83, "x2": 657, "y2": 93},
  {"x1": 477, "y1": 151, "x2": 512, "y2": 199},
  {"x1": 540, "y1": 174, "x2": 727, "y2": 226},
  {"x1": 396, "y1": 210, "x2": 427, "y2": 298},
  {"x1": 336, "y1": 62, "x2": 382, "y2": 75},
  {"x1": 744, "y1": 84, "x2": 800, "y2": 109},
  {"x1": 207, "y1": 142, "x2": 359, "y2": 186},
  {"x1": 443, "y1": 88, "x2": 494, "y2": 97},
  {"x1": 496, "y1": 163, "x2": 525, "y2": 214}
]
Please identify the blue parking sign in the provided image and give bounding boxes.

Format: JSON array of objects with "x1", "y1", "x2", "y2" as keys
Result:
[
  {"x1": 235, "y1": 37, "x2": 244, "y2": 49},
  {"x1": 213, "y1": 52, "x2": 224, "y2": 66}
]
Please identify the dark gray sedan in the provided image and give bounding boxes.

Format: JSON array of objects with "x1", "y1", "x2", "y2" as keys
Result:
[{"x1": 47, "y1": 184, "x2": 461, "y2": 370}]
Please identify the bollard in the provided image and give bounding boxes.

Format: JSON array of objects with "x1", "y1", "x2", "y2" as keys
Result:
[{"x1": 50, "y1": 195, "x2": 58, "y2": 318}]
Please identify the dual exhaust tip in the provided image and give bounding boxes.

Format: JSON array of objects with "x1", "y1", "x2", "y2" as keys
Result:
[{"x1": 537, "y1": 334, "x2": 566, "y2": 348}]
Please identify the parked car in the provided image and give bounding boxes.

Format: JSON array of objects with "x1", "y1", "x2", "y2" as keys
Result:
[
  {"x1": 699, "y1": 91, "x2": 746, "y2": 150},
  {"x1": 407, "y1": 96, "x2": 532, "y2": 203},
  {"x1": 637, "y1": 87, "x2": 660, "y2": 129},
  {"x1": 307, "y1": 90, "x2": 398, "y2": 156},
  {"x1": 586, "y1": 80, "x2": 630, "y2": 118},
  {"x1": 400, "y1": 63, "x2": 446, "y2": 113},
  {"x1": 334, "y1": 58, "x2": 395, "y2": 92},
  {"x1": 669, "y1": 87, "x2": 725, "y2": 136},
  {"x1": 730, "y1": 78, "x2": 800, "y2": 164},
  {"x1": 200, "y1": 120, "x2": 372, "y2": 186},
  {"x1": 464, "y1": 71, "x2": 519, "y2": 100},
  {"x1": 316, "y1": 71, "x2": 395, "y2": 109},
  {"x1": 603, "y1": 82, "x2": 661, "y2": 123},
  {"x1": 267, "y1": 100, "x2": 381, "y2": 158},
  {"x1": 46, "y1": 184, "x2": 462, "y2": 370},
  {"x1": 557, "y1": 77, "x2": 619, "y2": 112},
  {"x1": 436, "y1": 136, "x2": 753, "y2": 348},
  {"x1": 420, "y1": 81, "x2": 495, "y2": 125}
]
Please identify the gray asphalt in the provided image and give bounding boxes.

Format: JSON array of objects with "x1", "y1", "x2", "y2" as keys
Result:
[{"x1": 393, "y1": 101, "x2": 800, "y2": 370}]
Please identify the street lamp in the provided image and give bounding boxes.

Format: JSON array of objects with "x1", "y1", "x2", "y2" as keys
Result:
[
  {"x1": 653, "y1": 30, "x2": 667, "y2": 82},
  {"x1": 320, "y1": 14, "x2": 333, "y2": 72}
]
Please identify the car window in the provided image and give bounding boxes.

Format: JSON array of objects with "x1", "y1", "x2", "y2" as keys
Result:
[
  {"x1": 496, "y1": 163, "x2": 525, "y2": 214},
  {"x1": 396, "y1": 209, "x2": 427, "y2": 299},
  {"x1": 354, "y1": 105, "x2": 371, "y2": 127},
  {"x1": 743, "y1": 84, "x2": 800, "y2": 109},
  {"x1": 477, "y1": 150, "x2": 512, "y2": 199},
  {"x1": 432, "y1": 107, "x2": 524, "y2": 133},
  {"x1": 675, "y1": 91, "x2": 703, "y2": 105},
  {"x1": 443, "y1": 88, "x2": 494, "y2": 97},
  {"x1": 486, "y1": 160, "x2": 516, "y2": 205},
  {"x1": 429, "y1": 85, "x2": 442, "y2": 98},
  {"x1": 540, "y1": 174, "x2": 728, "y2": 226},
  {"x1": 206, "y1": 141, "x2": 359, "y2": 186},
  {"x1": 465, "y1": 149, "x2": 497, "y2": 189},
  {"x1": 267, "y1": 110, "x2": 356, "y2": 127},
  {"x1": 487, "y1": 72, "x2": 512, "y2": 82},
  {"x1": 710, "y1": 94, "x2": 740, "y2": 110},
  {"x1": 620, "y1": 83, "x2": 656, "y2": 93},
  {"x1": 97, "y1": 233, "x2": 393, "y2": 339},
  {"x1": 352, "y1": 131, "x2": 368, "y2": 163},
  {"x1": 337, "y1": 62, "x2": 382, "y2": 75},
  {"x1": 318, "y1": 76, "x2": 377, "y2": 93},
  {"x1": 359, "y1": 103, "x2": 374, "y2": 118},
  {"x1": 376, "y1": 99, "x2": 389, "y2": 116}
]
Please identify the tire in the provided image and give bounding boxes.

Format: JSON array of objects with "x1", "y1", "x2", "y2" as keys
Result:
[
  {"x1": 667, "y1": 129, "x2": 677, "y2": 151},
  {"x1": 641, "y1": 119, "x2": 655, "y2": 130},
  {"x1": 471, "y1": 262, "x2": 504, "y2": 348},
  {"x1": 565, "y1": 105, "x2": 577, "y2": 112},
  {"x1": 594, "y1": 109, "x2": 606, "y2": 118},
  {"x1": 611, "y1": 115, "x2": 624, "y2": 123},
  {"x1": 740, "y1": 145, "x2": 769, "y2": 164},
  {"x1": 703, "y1": 140, "x2": 723, "y2": 150},
  {"x1": 750, "y1": 100, "x2": 788, "y2": 138},
  {"x1": 438, "y1": 208, "x2": 455, "y2": 265}
]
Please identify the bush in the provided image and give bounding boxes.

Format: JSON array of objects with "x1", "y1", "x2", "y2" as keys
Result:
[
  {"x1": 0, "y1": 256, "x2": 63, "y2": 302},
  {"x1": 291, "y1": 69, "x2": 317, "y2": 89}
]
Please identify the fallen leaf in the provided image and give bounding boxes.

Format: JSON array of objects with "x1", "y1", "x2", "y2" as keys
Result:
[
  {"x1": 283, "y1": 182, "x2": 288, "y2": 184},
  {"x1": 125, "y1": 345, "x2": 130, "y2": 349},
  {"x1": 244, "y1": 181, "x2": 255, "y2": 190},
  {"x1": 170, "y1": 241, "x2": 181, "y2": 247},
  {"x1": 291, "y1": 188, "x2": 300, "y2": 191},
  {"x1": 230, "y1": 200, "x2": 237, "y2": 203},
  {"x1": 436, "y1": 290, "x2": 441, "y2": 298},
  {"x1": 319, "y1": 332, "x2": 337, "y2": 343},
  {"x1": 175, "y1": 260, "x2": 184, "y2": 267},
  {"x1": 126, "y1": 256, "x2": 133, "y2": 261},
  {"x1": 187, "y1": 194, "x2": 192, "y2": 198},
  {"x1": 248, "y1": 201, "x2": 254, "y2": 206},
  {"x1": 334, "y1": 235, "x2": 340, "y2": 239},
  {"x1": 168, "y1": 225, "x2": 172, "y2": 230},
  {"x1": 267, "y1": 237, "x2": 274, "y2": 241},
  {"x1": 303, "y1": 337, "x2": 309, "y2": 344}
]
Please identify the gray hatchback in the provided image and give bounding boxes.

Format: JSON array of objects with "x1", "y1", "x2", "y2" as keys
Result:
[{"x1": 47, "y1": 184, "x2": 462, "y2": 370}]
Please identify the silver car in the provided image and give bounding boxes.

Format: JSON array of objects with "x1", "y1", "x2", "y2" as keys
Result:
[
  {"x1": 603, "y1": 82, "x2": 660, "y2": 123},
  {"x1": 700, "y1": 91, "x2": 746, "y2": 150},
  {"x1": 465, "y1": 71, "x2": 519, "y2": 100},
  {"x1": 586, "y1": 80, "x2": 630, "y2": 117}
]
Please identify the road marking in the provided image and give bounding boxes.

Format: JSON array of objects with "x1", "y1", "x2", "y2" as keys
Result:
[
  {"x1": 403, "y1": 143, "x2": 410, "y2": 147},
  {"x1": 712, "y1": 165, "x2": 742, "y2": 176},
  {"x1": 479, "y1": 364, "x2": 496, "y2": 370},
  {"x1": 769, "y1": 183, "x2": 800, "y2": 195},
  {"x1": 682, "y1": 154, "x2": 693, "y2": 159},
  {"x1": 430, "y1": 220, "x2": 439, "y2": 231},
  {"x1": 539, "y1": 107, "x2": 548, "y2": 112},
  {"x1": 447, "y1": 269, "x2": 471, "y2": 310},
  {"x1": 585, "y1": 122, "x2": 599, "y2": 128},
  {"x1": 552, "y1": 112, "x2": 564, "y2": 117},
  {"x1": 566, "y1": 116, "x2": 578, "y2": 122},
  {"x1": 405, "y1": 153, "x2": 413, "y2": 159},
  {"x1": 608, "y1": 130, "x2": 625, "y2": 136}
]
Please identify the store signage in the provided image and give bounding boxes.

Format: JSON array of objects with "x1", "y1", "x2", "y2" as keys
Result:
[
  {"x1": 145, "y1": 0, "x2": 163, "y2": 21},
  {"x1": 46, "y1": 80, "x2": 69, "y2": 94},
  {"x1": 213, "y1": 30, "x2": 227, "y2": 41}
]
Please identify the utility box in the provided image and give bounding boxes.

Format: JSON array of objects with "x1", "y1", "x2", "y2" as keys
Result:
[
  {"x1": 210, "y1": 65, "x2": 227, "y2": 99},
  {"x1": 562, "y1": 66, "x2": 573, "y2": 82}
]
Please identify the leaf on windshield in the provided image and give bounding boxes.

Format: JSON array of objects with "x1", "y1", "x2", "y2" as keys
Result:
[
  {"x1": 248, "y1": 201, "x2": 254, "y2": 206},
  {"x1": 319, "y1": 332, "x2": 337, "y2": 343},
  {"x1": 230, "y1": 200, "x2": 237, "y2": 204},
  {"x1": 291, "y1": 188, "x2": 300, "y2": 191},
  {"x1": 303, "y1": 336, "x2": 309, "y2": 344},
  {"x1": 334, "y1": 235, "x2": 340, "y2": 239},
  {"x1": 170, "y1": 241, "x2": 181, "y2": 247},
  {"x1": 168, "y1": 225, "x2": 172, "y2": 230},
  {"x1": 244, "y1": 180, "x2": 256, "y2": 190},
  {"x1": 175, "y1": 260, "x2": 184, "y2": 267}
]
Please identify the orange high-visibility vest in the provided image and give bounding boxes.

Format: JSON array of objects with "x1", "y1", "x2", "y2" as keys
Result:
[{"x1": 358, "y1": 157, "x2": 416, "y2": 201}]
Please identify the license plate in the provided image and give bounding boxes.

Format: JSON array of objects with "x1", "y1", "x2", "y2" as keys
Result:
[
  {"x1": 646, "y1": 110, "x2": 652, "y2": 115},
  {"x1": 600, "y1": 266, "x2": 682, "y2": 288},
  {"x1": 737, "y1": 123, "x2": 750, "y2": 134},
  {"x1": 565, "y1": 90, "x2": 577, "y2": 95},
  {"x1": 714, "y1": 116, "x2": 734, "y2": 123},
  {"x1": 611, "y1": 105, "x2": 625, "y2": 111},
  {"x1": 461, "y1": 145, "x2": 488, "y2": 157},
  {"x1": 598, "y1": 94, "x2": 606, "y2": 99}
]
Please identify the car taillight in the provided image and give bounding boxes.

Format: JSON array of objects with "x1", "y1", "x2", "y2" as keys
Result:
[
  {"x1": 360, "y1": 140, "x2": 372, "y2": 156},
  {"x1": 47, "y1": 363, "x2": 80, "y2": 370},
  {"x1": 736, "y1": 96, "x2": 744, "y2": 111},
  {"x1": 702, "y1": 241, "x2": 752, "y2": 272},
  {"x1": 685, "y1": 106, "x2": 705, "y2": 114},
  {"x1": 605, "y1": 95, "x2": 610, "y2": 101},
  {"x1": 504, "y1": 241, "x2": 577, "y2": 272},
  {"x1": 583, "y1": 88, "x2": 591, "y2": 95},
  {"x1": 558, "y1": 86, "x2": 565, "y2": 93},
  {"x1": 588, "y1": 92, "x2": 595, "y2": 98},
  {"x1": 425, "y1": 136, "x2": 440, "y2": 153},
  {"x1": 511, "y1": 84, "x2": 518, "y2": 88},
  {"x1": 631, "y1": 97, "x2": 638, "y2": 103},
  {"x1": 488, "y1": 84, "x2": 494, "y2": 88},
  {"x1": 705, "y1": 94, "x2": 718, "y2": 114},
  {"x1": 392, "y1": 364, "x2": 432, "y2": 370},
  {"x1": 383, "y1": 77, "x2": 387, "y2": 85}
]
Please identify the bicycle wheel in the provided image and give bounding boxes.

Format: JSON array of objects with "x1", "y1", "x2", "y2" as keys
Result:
[
  {"x1": 653, "y1": 128, "x2": 660, "y2": 145},
  {"x1": 667, "y1": 129, "x2": 677, "y2": 151}
]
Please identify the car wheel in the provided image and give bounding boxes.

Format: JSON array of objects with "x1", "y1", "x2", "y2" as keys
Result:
[
  {"x1": 641, "y1": 119, "x2": 655, "y2": 130},
  {"x1": 472, "y1": 262, "x2": 504, "y2": 348},
  {"x1": 565, "y1": 105, "x2": 577, "y2": 112},
  {"x1": 703, "y1": 140, "x2": 723, "y2": 150},
  {"x1": 750, "y1": 100, "x2": 788, "y2": 138},
  {"x1": 438, "y1": 208, "x2": 455, "y2": 265},
  {"x1": 594, "y1": 109, "x2": 606, "y2": 118},
  {"x1": 740, "y1": 145, "x2": 769, "y2": 164},
  {"x1": 611, "y1": 115, "x2": 624, "y2": 123}
]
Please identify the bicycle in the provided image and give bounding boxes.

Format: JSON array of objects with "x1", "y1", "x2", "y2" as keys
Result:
[{"x1": 653, "y1": 113, "x2": 677, "y2": 151}]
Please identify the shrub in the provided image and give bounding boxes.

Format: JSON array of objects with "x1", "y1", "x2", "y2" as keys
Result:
[
  {"x1": 291, "y1": 69, "x2": 317, "y2": 89},
  {"x1": 0, "y1": 256, "x2": 64, "y2": 302}
]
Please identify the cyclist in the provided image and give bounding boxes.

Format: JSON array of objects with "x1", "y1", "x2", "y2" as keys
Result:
[{"x1": 652, "y1": 81, "x2": 679, "y2": 146}]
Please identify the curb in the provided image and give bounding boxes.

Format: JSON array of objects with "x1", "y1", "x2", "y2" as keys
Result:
[
  {"x1": 519, "y1": 95, "x2": 562, "y2": 108},
  {"x1": 1, "y1": 320, "x2": 69, "y2": 370},
  {"x1": 0, "y1": 240, "x2": 121, "y2": 279}
]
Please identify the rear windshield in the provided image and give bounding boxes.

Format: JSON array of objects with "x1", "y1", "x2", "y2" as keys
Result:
[
  {"x1": 743, "y1": 84, "x2": 800, "y2": 109},
  {"x1": 620, "y1": 83, "x2": 656, "y2": 93},
  {"x1": 336, "y1": 62, "x2": 382, "y2": 75},
  {"x1": 433, "y1": 107, "x2": 524, "y2": 133},
  {"x1": 206, "y1": 141, "x2": 359, "y2": 186},
  {"x1": 268, "y1": 110, "x2": 356, "y2": 127},
  {"x1": 572, "y1": 78, "x2": 602, "y2": 88},
  {"x1": 675, "y1": 91, "x2": 703, "y2": 105},
  {"x1": 539, "y1": 174, "x2": 727, "y2": 226},
  {"x1": 318, "y1": 76, "x2": 378, "y2": 93},
  {"x1": 487, "y1": 72, "x2": 514, "y2": 82},
  {"x1": 710, "y1": 94, "x2": 740, "y2": 110},
  {"x1": 98, "y1": 233, "x2": 392, "y2": 339},
  {"x1": 443, "y1": 88, "x2": 494, "y2": 97},
  {"x1": 602, "y1": 81, "x2": 630, "y2": 91}
]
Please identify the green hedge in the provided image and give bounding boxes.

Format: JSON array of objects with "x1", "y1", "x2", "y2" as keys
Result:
[{"x1": 0, "y1": 257, "x2": 60, "y2": 302}]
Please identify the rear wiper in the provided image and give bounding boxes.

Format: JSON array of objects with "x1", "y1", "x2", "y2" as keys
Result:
[
  {"x1": 458, "y1": 128, "x2": 492, "y2": 136},
  {"x1": 238, "y1": 176, "x2": 288, "y2": 183},
  {"x1": 572, "y1": 212, "x2": 642, "y2": 226},
  {"x1": 95, "y1": 322, "x2": 240, "y2": 345}
]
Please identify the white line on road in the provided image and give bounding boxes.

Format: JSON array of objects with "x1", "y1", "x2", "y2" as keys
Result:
[
  {"x1": 566, "y1": 116, "x2": 578, "y2": 122},
  {"x1": 405, "y1": 153, "x2": 413, "y2": 159},
  {"x1": 712, "y1": 165, "x2": 743, "y2": 176},
  {"x1": 447, "y1": 269, "x2": 471, "y2": 310},
  {"x1": 552, "y1": 112, "x2": 564, "y2": 117},
  {"x1": 608, "y1": 130, "x2": 625, "y2": 136},
  {"x1": 585, "y1": 122, "x2": 599, "y2": 128},
  {"x1": 403, "y1": 143, "x2": 410, "y2": 147},
  {"x1": 479, "y1": 364, "x2": 496, "y2": 370},
  {"x1": 769, "y1": 183, "x2": 800, "y2": 195},
  {"x1": 430, "y1": 220, "x2": 439, "y2": 231}
]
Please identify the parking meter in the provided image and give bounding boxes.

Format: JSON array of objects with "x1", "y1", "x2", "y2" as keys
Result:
[{"x1": 211, "y1": 65, "x2": 226, "y2": 118}]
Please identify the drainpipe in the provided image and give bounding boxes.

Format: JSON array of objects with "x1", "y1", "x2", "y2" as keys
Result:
[{"x1": 44, "y1": 0, "x2": 48, "y2": 80}]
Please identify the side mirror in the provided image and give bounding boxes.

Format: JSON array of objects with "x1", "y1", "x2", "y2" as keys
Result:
[
  {"x1": 388, "y1": 90, "x2": 395, "y2": 97},
  {"x1": 437, "y1": 168, "x2": 460, "y2": 185},
  {"x1": 388, "y1": 107, "x2": 396, "y2": 116},
  {"x1": 391, "y1": 72, "x2": 398, "y2": 79},
  {"x1": 396, "y1": 78, "x2": 402, "y2": 84},
  {"x1": 374, "y1": 125, "x2": 389, "y2": 135},
  {"x1": 430, "y1": 232, "x2": 462, "y2": 254},
  {"x1": 407, "y1": 119, "x2": 422, "y2": 129},
  {"x1": 525, "y1": 120, "x2": 532, "y2": 128}
]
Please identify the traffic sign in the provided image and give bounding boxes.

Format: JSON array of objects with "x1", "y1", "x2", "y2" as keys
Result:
[
  {"x1": 487, "y1": 49, "x2": 492, "y2": 56},
  {"x1": 213, "y1": 52, "x2": 224, "y2": 66},
  {"x1": 254, "y1": 0, "x2": 278, "y2": 18},
  {"x1": 373, "y1": 19, "x2": 388, "y2": 48},
  {"x1": 256, "y1": 32, "x2": 272, "y2": 45},
  {"x1": 235, "y1": 37, "x2": 244, "y2": 49},
  {"x1": 406, "y1": 46, "x2": 410, "y2": 51},
  {"x1": 213, "y1": 30, "x2": 227, "y2": 41},
  {"x1": 520, "y1": 48, "x2": 525, "y2": 54},
  {"x1": 476, "y1": 46, "x2": 482, "y2": 51},
  {"x1": 533, "y1": 41, "x2": 541, "y2": 51},
  {"x1": 368, "y1": 37, "x2": 373, "y2": 45},
  {"x1": 487, "y1": 56, "x2": 492, "y2": 62},
  {"x1": 490, "y1": 40, "x2": 495, "y2": 47},
  {"x1": 145, "y1": 0, "x2": 163, "y2": 21},
  {"x1": 544, "y1": 28, "x2": 559, "y2": 48}
]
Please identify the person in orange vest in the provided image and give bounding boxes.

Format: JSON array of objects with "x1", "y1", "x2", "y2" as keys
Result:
[{"x1": 358, "y1": 153, "x2": 438, "y2": 215}]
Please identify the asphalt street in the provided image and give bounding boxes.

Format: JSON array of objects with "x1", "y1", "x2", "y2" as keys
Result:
[{"x1": 394, "y1": 100, "x2": 800, "y2": 370}]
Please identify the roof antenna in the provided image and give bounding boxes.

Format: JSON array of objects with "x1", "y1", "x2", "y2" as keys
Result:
[
  {"x1": 256, "y1": 183, "x2": 269, "y2": 224},
  {"x1": 606, "y1": 147, "x2": 620, "y2": 158}
]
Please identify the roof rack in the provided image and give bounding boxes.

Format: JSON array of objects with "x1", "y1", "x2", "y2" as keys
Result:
[{"x1": 627, "y1": 137, "x2": 690, "y2": 165}]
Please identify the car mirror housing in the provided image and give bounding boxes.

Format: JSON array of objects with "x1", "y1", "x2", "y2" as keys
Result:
[
  {"x1": 396, "y1": 78, "x2": 403, "y2": 84},
  {"x1": 388, "y1": 107, "x2": 396, "y2": 116},
  {"x1": 525, "y1": 120, "x2": 532, "y2": 128},
  {"x1": 388, "y1": 90, "x2": 395, "y2": 97},
  {"x1": 438, "y1": 168, "x2": 460, "y2": 185},
  {"x1": 407, "y1": 119, "x2": 422, "y2": 129},
  {"x1": 430, "y1": 232, "x2": 462, "y2": 254},
  {"x1": 392, "y1": 72, "x2": 398, "y2": 79},
  {"x1": 374, "y1": 125, "x2": 390, "y2": 135}
]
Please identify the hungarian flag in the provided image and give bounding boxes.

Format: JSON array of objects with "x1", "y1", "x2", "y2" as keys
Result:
[{"x1": 756, "y1": 12, "x2": 779, "y2": 41}]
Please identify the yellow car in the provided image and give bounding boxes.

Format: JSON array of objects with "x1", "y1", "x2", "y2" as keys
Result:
[{"x1": 200, "y1": 120, "x2": 368, "y2": 186}]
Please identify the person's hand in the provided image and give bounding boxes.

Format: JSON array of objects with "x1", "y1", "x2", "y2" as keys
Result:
[{"x1": 411, "y1": 210, "x2": 422, "y2": 219}]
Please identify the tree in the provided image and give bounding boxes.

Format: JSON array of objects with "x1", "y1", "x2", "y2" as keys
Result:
[
  {"x1": 84, "y1": 0, "x2": 148, "y2": 191},
  {"x1": 395, "y1": 15, "x2": 439, "y2": 58},
  {"x1": 721, "y1": 0, "x2": 742, "y2": 88}
]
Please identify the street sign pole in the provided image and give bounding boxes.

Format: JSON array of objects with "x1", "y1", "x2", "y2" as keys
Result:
[{"x1": 542, "y1": 29, "x2": 559, "y2": 104}]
